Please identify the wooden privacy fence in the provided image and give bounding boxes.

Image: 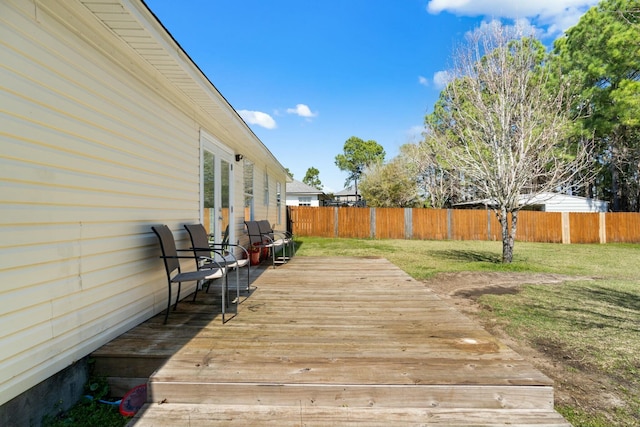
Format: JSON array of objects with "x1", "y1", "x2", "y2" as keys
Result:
[{"x1": 288, "y1": 207, "x2": 640, "y2": 244}]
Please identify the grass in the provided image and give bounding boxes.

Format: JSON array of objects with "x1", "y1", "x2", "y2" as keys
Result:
[
  {"x1": 296, "y1": 237, "x2": 639, "y2": 279},
  {"x1": 42, "y1": 376, "x2": 130, "y2": 427},
  {"x1": 478, "y1": 279, "x2": 640, "y2": 426},
  {"x1": 296, "y1": 237, "x2": 640, "y2": 427}
]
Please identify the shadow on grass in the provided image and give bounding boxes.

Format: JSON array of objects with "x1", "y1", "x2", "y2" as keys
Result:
[
  {"x1": 505, "y1": 283, "x2": 640, "y2": 334},
  {"x1": 430, "y1": 249, "x2": 502, "y2": 264},
  {"x1": 580, "y1": 285, "x2": 640, "y2": 314}
]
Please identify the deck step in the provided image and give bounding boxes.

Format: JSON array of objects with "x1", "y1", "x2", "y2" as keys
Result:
[
  {"x1": 126, "y1": 403, "x2": 571, "y2": 426},
  {"x1": 148, "y1": 382, "x2": 555, "y2": 410}
]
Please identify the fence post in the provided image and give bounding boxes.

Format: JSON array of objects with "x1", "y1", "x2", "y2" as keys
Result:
[
  {"x1": 334, "y1": 207, "x2": 338, "y2": 237},
  {"x1": 599, "y1": 212, "x2": 606, "y2": 243},
  {"x1": 447, "y1": 209, "x2": 453, "y2": 240},
  {"x1": 561, "y1": 212, "x2": 571, "y2": 244},
  {"x1": 370, "y1": 208, "x2": 376, "y2": 238},
  {"x1": 405, "y1": 208, "x2": 413, "y2": 240}
]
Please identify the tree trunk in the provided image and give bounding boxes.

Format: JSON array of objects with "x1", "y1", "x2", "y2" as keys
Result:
[
  {"x1": 508, "y1": 210, "x2": 519, "y2": 262},
  {"x1": 499, "y1": 207, "x2": 517, "y2": 263}
]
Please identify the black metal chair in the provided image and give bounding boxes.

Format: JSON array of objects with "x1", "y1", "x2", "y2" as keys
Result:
[
  {"x1": 245, "y1": 220, "x2": 287, "y2": 268},
  {"x1": 184, "y1": 223, "x2": 251, "y2": 295},
  {"x1": 257, "y1": 220, "x2": 295, "y2": 261},
  {"x1": 151, "y1": 225, "x2": 229, "y2": 324}
]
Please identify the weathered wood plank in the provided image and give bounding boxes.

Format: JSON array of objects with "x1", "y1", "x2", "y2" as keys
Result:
[
  {"x1": 127, "y1": 404, "x2": 571, "y2": 427},
  {"x1": 94, "y1": 257, "x2": 568, "y2": 425},
  {"x1": 147, "y1": 383, "x2": 554, "y2": 410}
]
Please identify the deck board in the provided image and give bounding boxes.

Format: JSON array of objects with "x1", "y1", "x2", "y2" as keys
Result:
[
  {"x1": 92, "y1": 256, "x2": 568, "y2": 425},
  {"x1": 128, "y1": 404, "x2": 571, "y2": 426},
  {"x1": 149, "y1": 257, "x2": 550, "y2": 392}
]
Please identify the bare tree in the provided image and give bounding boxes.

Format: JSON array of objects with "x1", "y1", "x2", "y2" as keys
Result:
[
  {"x1": 426, "y1": 22, "x2": 592, "y2": 262},
  {"x1": 399, "y1": 141, "x2": 459, "y2": 208}
]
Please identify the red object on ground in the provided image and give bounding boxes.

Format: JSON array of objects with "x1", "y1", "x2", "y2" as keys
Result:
[
  {"x1": 250, "y1": 249, "x2": 261, "y2": 265},
  {"x1": 119, "y1": 384, "x2": 147, "y2": 416}
]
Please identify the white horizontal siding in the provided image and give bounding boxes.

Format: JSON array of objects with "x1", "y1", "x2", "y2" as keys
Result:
[
  {"x1": 1, "y1": 0, "x2": 289, "y2": 406},
  {"x1": 529, "y1": 193, "x2": 608, "y2": 213},
  {"x1": 0, "y1": 0, "x2": 200, "y2": 404},
  {"x1": 286, "y1": 195, "x2": 321, "y2": 207}
]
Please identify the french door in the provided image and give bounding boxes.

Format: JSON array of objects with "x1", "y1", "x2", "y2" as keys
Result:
[{"x1": 201, "y1": 133, "x2": 234, "y2": 246}]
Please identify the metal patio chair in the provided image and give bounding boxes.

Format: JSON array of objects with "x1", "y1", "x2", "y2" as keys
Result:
[
  {"x1": 151, "y1": 225, "x2": 230, "y2": 324},
  {"x1": 184, "y1": 223, "x2": 251, "y2": 296},
  {"x1": 257, "y1": 219, "x2": 295, "y2": 261},
  {"x1": 245, "y1": 220, "x2": 287, "y2": 268}
]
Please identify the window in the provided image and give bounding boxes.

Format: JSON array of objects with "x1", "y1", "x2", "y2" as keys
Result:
[
  {"x1": 276, "y1": 181, "x2": 282, "y2": 224},
  {"x1": 243, "y1": 159, "x2": 254, "y2": 221},
  {"x1": 298, "y1": 197, "x2": 312, "y2": 206}
]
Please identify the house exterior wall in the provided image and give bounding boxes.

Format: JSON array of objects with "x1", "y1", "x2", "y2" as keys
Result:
[
  {"x1": 529, "y1": 193, "x2": 609, "y2": 213},
  {"x1": 286, "y1": 195, "x2": 321, "y2": 207},
  {"x1": 0, "y1": 0, "x2": 287, "y2": 406}
]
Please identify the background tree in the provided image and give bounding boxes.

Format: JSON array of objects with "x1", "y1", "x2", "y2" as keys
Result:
[
  {"x1": 426, "y1": 22, "x2": 592, "y2": 263},
  {"x1": 302, "y1": 166, "x2": 323, "y2": 190},
  {"x1": 553, "y1": 0, "x2": 640, "y2": 211},
  {"x1": 360, "y1": 158, "x2": 421, "y2": 207},
  {"x1": 334, "y1": 136, "x2": 385, "y2": 193},
  {"x1": 398, "y1": 140, "x2": 459, "y2": 208}
]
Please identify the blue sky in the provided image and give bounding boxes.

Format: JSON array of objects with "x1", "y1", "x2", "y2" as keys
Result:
[{"x1": 144, "y1": 0, "x2": 599, "y2": 193}]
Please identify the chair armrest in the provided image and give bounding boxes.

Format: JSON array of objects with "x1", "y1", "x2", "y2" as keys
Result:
[
  {"x1": 259, "y1": 233, "x2": 277, "y2": 244},
  {"x1": 196, "y1": 255, "x2": 224, "y2": 270},
  {"x1": 213, "y1": 243, "x2": 250, "y2": 260},
  {"x1": 272, "y1": 228, "x2": 293, "y2": 237}
]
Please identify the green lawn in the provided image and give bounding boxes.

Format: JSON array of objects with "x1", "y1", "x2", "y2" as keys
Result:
[{"x1": 296, "y1": 237, "x2": 640, "y2": 427}]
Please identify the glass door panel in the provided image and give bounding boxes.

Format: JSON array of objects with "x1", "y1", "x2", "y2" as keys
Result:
[
  {"x1": 220, "y1": 159, "x2": 231, "y2": 243},
  {"x1": 203, "y1": 150, "x2": 215, "y2": 238},
  {"x1": 202, "y1": 141, "x2": 234, "y2": 247}
]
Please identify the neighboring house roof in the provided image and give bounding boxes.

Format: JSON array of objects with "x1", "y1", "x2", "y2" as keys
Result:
[
  {"x1": 334, "y1": 185, "x2": 360, "y2": 197},
  {"x1": 286, "y1": 179, "x2": 325, "y2": 195}
]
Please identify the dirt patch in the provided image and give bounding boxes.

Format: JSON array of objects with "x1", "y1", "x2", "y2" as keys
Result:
[
  {"x1": 423, "y1": 272, "x2": 625, "y2": 423},
  {"x1": 424, "y1": 271, "x2": 581, "y2": 314}
]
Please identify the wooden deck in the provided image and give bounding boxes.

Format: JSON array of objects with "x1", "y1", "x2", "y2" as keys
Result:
[{"x1": 93, "y1": 257, "x2": 570, "y2": 426}]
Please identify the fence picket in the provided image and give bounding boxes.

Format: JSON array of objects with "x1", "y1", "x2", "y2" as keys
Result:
[{"x1": 287, "y1": 207, "x2": 640, "y2": 244}]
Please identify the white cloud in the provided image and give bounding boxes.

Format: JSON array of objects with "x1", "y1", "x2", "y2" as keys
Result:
[
  {"x1": 418, "y1": 75, "x2": 429, "y2": 87},
  {"x1": 464, "y1": 18, "x2": 538, "y2": 42},
  {"x1": 433, "y1": 70, "x2": 452, "y2": 89},
  {"x1": 238, "y1": 110, "x2": 277, "y2": 129},
  {"x1": 406, "y1": 125, "x2": 427, "y2": 143},
  {"x1": 286, "y1": 104, "x2": 318, "y2": 118},
  {"x1": 426, "y1": 0, "x2": 599, "y2": 36}
]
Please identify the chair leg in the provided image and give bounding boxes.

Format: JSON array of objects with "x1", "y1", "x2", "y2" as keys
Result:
[
  {"x1": 221, "y1": 275, "x2": 226, "y2": 324},
  {"x1": 205, "y1": 279, "x2": 212, "y2": 293},
  {"x1": 235, "y1": 265, "x2": 240, "y2": 297},
  {"x1": 246, "y1": 264, "x2": 250, "y2": 293},
  {"x1": 271, "y1": 246, "x2": 276, "y2": 268},
  {"x1": 235, "y1": 269, "x2": 240, "y2": 306},
  {"x1": 192, "y1": 280, "x2": 201, "y2": 302},
  {"x1": 164, "y1": 282, "x2": 172, "y2": 324},
  {"x1": 173, "y1": 282, "x2": 181, "y2": 311}
]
